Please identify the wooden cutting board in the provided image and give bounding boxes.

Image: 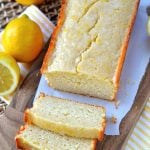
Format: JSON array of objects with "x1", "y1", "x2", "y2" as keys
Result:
[{"x1": 12, "y1": 41, "x2": 150, "y2": 149}]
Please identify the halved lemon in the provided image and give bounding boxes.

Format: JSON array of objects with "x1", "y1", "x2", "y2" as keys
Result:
[{"x1": 0, "y1": 52, "x2": 20, "y2": 96}]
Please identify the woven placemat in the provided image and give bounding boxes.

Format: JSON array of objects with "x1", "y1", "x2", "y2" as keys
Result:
[{"x1": 0, "y1": 0, "x2": 61, "y2": 114}]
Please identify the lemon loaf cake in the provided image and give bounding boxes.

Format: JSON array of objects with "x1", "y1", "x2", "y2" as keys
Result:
[
  {"x1": 41, "y1": 0, "x2": 139, "y2": 100},
  {"x1": 25, "y1": 96, "x2": 106, "y2": 140},
  {"x1": 16, "y1": 125, "x2": 96, "y2": 150}
]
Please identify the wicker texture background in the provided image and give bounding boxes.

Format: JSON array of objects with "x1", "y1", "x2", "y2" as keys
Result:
[
  {"x1": 0, "y1": 0, "x2": 60, "y2": 31},
  {"x1": 0, "y1": 0, "x2": 61, "y2": 114}
]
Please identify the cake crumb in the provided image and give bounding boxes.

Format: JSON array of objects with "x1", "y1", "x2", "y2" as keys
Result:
[
  {"x1": 39, "y1": 92, "x2": 46, "y2": 98},
  {"x1": 114, "y1": 100, "x2": 120, "y2": 109},
  {"x1": 111, "y1": 115, "x2": 117, "y2": 124}
]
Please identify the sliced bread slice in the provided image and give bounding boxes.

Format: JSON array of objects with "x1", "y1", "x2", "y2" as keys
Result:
[
  {"x1": 25, "y1": 95, "x2": 106, "y2": 140},
  {"x1": 15, "y1": 125, "x2": 96, "y2": 150}
]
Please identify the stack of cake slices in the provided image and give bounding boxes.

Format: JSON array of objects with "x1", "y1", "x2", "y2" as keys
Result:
[{"x1": 15, "y1": 95, "x2": 106, "y2": 150}]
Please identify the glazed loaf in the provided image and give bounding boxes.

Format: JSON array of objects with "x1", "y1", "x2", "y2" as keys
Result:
[
  {"x1": 16, "y1": 125, "x2": 96, "y2": 150},
  {"x1": 25, "y1": 96, "x2": 106, "y2": 140},
  {"x1": 41, "y1": 0, "x2": 139, "y2": 100}
]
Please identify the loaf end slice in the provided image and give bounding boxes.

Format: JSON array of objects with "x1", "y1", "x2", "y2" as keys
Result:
[
  {"x1": 15, "y1": 125, "x2": 97, "y2": 150},
  {"x1": 25, "y1": 96, "x2": 106, "y2": 140}
]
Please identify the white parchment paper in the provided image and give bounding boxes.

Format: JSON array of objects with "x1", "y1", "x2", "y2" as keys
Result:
[{"x1": 34, "y1": 0, "x2": 150, "y2": 135}]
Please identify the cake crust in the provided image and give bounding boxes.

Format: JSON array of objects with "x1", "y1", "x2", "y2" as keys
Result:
[
  {"x1": 15, "y1": 125, "x2": 32, "y2": 150},
  {"x1": 112, "y1": 0, "x2": 140, "y2": 99},
  {"x1": 41, "y1": 0, "x2": 67, "y2": 73}
]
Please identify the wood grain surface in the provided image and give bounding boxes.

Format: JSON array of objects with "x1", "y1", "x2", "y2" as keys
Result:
[{"x1": 11, "y1": 43, "x2": 150, "y2": 150}]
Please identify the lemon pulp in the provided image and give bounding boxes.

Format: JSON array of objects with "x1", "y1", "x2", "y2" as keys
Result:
[{"x1": 0, "y1": 53, "x2": 20, "y2": 96}]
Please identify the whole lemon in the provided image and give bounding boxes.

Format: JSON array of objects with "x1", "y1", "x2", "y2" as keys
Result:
[
  {"x1": 2, "y1": 15, "x2": 43, "y2": 62},
  {"x1": 16, "y1": 0, "x2": 44, "y2": 5}
]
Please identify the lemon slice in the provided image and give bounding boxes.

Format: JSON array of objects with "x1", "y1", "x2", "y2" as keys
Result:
[
  {"x1": 0, "y1": 52, "x2": 20, "y2": 96},
  {"x1": 147, "y1": 17, "x2": 150, "y2": 36}
]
